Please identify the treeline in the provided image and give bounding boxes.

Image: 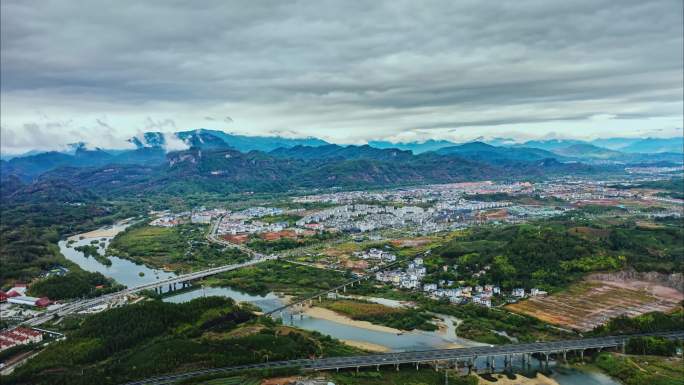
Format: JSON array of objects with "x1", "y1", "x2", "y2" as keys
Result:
[
  {"x1": 592, "y1": 309, "x2": 684, "y2": 336},
  {"x1": 626, "y1": 336, "x2": 680, "y2": 356},
  {"x1": 28, "y1": 271, "x2": 122, "y2": 300}
]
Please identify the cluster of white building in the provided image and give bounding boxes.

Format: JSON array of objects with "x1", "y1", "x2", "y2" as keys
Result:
[
  {"x1": 216, "y1": 218, "x2": 288, "y2": 235},
  {"x1": 228, "y1": 207, "x2": 283, "y2": 220},
  {"x1": 423, "y1": 284, "x2": 502, "y2": 308},
  {"x1": 150, "y1": 214, "x2": 187, "y2": 227},
  {"x1": 150, "y1": 208, "x2": 226, "y2": 227},
  {"x1": 296, "y1": 204, "x2": 432, "y2": 232},
  {"x1": 354, "y1": 248, "x2": 397, "y2": 262},
  {"x1": 293, "y1": 181, "x2": 532, "y2": 206},
  {"x1": 375, "y1": 257, "x2": 426, "y2": 289}
]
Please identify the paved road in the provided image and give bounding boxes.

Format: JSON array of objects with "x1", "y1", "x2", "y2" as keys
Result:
[
  {"x1": 122, "y1": 331, "x2": 684, "y2": 385},
  {"x1": 206, "y1": 215, "x2": 264, "y2": 258},
  {"x1": 22, "y1": 217, "x2": 280, "y2": 327}
]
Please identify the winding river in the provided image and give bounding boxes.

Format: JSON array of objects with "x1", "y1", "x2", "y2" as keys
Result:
[{"x1": 59, "y1": 223, "x2": 620, "y2": 384}]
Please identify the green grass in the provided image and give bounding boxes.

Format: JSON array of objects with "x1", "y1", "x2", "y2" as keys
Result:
[
  {"x1": 330, "y1": 369, "x2": 478, "y2": 385},
  {"x1": 202, "y1": 376, "x2": 260, "y2": 385},
  {"x1": 107, "y1": 223, "x2": 248, "y2": 271},
  {"x1": 594, "y1": 353, "x2": 684, "y2": 385},
  {"x1": 210, "y1": 260, "x2": 352, "y2": 296},
  {"x1": 320, "y1": 299, "x2": 437, "y2": 331}
]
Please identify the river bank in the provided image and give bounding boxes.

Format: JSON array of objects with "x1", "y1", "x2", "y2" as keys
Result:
[
  {"x1": 303, "y1": 306, "x2": 404, "y2": 334},
  {"x1": 479, "y1": 373, "x2": 559, "y2": 385},
  {"x1": 339, "y1": 340, "x2": 391, "y2": 352}
]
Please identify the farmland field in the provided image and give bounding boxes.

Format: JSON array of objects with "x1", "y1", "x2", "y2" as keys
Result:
[{"x1": 506, "y1": 279, "x2": 683, "y2": 331}]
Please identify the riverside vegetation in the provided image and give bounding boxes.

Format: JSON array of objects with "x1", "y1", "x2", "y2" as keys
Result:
[
  {"x1": 107, "y1": 223, "x2": 249, "y2": 271},
  {"x1": 5, "y1": 297, "x2": 361, "y2": 385}
]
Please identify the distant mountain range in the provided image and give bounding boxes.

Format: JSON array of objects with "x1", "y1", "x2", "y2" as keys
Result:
[
  {"x1": 1, "y1": 129, "x2": 681, "y2": 202},
  {"x1": 17, "y1": 145, "x2": 592, "y2": 201}
]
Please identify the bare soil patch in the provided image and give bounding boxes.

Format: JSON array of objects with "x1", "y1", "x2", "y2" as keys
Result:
[{"x1": 506, "y1": 278, "x2": 683, "y2": 331}]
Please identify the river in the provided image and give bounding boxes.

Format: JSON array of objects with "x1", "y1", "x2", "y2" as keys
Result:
[{"x1": 59, "y1": 224, "x2": 621, "y2": 385}]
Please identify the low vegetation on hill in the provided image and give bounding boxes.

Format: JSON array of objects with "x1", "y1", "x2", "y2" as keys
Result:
[
  {"x1": 28, "y1": 271, "x2": 122, "y2": 300},
  {"x1": 0, "y1": 200, "x2": 141, "y2": 286},
  {"x1": 6, "y1": 297, "x2": 361, "y2": 385},
  {"x1": 594, "y1": 353, "x2": 684, "y2": 385},
  {"x1": 592, "y1": 307, "x2": 684, "y2": 336},
  {"x1": 433, "y1": 218, "x2": 683, "y2": 291}
]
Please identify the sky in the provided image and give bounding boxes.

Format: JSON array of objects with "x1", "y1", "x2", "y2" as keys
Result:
[{"x1": 1, "y1": 0, "x2": 683, "y2": 154}]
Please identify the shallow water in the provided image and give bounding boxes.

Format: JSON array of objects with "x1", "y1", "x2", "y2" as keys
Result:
[
  {"x1": 164, "y1": 285, "x2": 467, "y2": 351},
  {"x1": 59, "y1": 227, "x2": 176, "y2": 290}
]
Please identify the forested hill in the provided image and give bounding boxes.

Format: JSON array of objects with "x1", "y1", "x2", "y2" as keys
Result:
[{"x1": 6, "y1": 146, "x2": 597, "y2": 199}]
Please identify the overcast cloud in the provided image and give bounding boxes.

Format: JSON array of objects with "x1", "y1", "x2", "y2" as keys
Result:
[{"x1": 1, "y1": 0, "x2": 682, "y2": 153}]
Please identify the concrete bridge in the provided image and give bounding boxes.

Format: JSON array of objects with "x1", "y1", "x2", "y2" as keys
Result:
[
  {"x1": 122, "y1": 331, "x2": 684, "y2": 385},
  {"x1": 22, "y1": 254, "x2": 277, "y2": 326}
]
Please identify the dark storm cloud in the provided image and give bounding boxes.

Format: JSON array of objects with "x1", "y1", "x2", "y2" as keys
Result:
[{"x1": 1, "y1": 0, "x2": 682, "y2": 150}]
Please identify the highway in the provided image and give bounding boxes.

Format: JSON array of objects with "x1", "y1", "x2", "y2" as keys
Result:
[
  {"x1": 22, "y1": 218, "x2": 280, "y2": 326},
  {"x1": 122, "y1": 331, "x2": 684, "y2": 385},
  {"x1": 22, "y1": 254, "x2": 277, "y2": 326}
]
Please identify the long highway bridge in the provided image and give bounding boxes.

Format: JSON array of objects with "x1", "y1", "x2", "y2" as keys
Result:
[
  {"x1": 22, "y1": 254, "x2": 278, "y2": 326},
  {"x1": 122, "y1": 331, "x2": 684, "y2": 385}
]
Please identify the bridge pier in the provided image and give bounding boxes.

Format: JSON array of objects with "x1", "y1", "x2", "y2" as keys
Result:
[
  {"x1": 580, "y1": 349, "x2": 584, "y2": 361},
  {"x1": 343, "y1": 285, "x2": 346, "y2": 293},
  {"x1": 563, "y1": 350, "x2": 567, "y2": 362},
  {"x1": 376, "y1": 364, "x2": 379, "y2": 371},
  {"x1": 396, "y1": 363, "x2": 399, "y2": 371},
  {"x1": 415, "y1": 362, "x2": 419, "y2": 370}
]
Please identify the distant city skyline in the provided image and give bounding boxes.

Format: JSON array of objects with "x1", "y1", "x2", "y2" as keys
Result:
[{"x1": 2, "y1": 1, "x2": 682, "y2": 154}]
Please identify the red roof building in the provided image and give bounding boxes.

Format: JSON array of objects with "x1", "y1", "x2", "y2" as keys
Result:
[
  {"x1": 35, "y1": 297, "x2": 51, "y2": 307},
  {"x1": 5, "y1": 290, "x2": 21, "y2": 297},
  {"x1": 0, "y1": 292, "x2": 7, "y2": 302}
]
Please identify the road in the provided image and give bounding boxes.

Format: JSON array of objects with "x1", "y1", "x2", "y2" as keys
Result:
[
  {"x1": 22, "y1": 218, "x2": 280, "y2": 327},
  {"x1": 22, "y1": 254, "x2": 277, "y2": 326},
  {"x1": 122, "y1": 331, "x2": 684, "y2": 385},
  {"x1": 206, "y1": 215, "x2": 264, "y2": 258}
]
